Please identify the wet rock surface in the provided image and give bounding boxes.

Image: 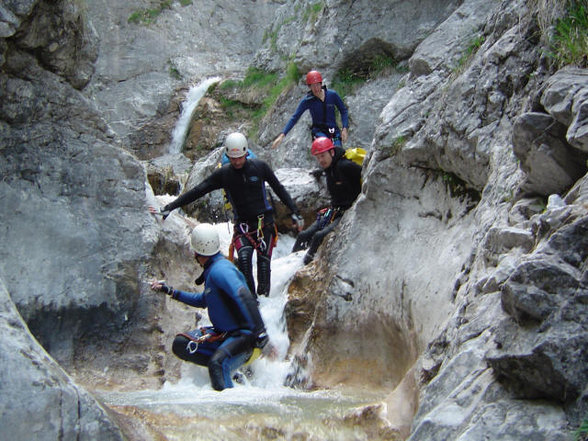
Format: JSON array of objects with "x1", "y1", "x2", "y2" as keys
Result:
[{"x1": 0, "y1": 0, "x2": 586, "y2": 439}]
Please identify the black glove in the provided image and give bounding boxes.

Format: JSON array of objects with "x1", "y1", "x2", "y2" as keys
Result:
[
  {"x1": 291, "y1": 213, "x2": 304, "y2": 230},
  {"x1": 310, "y1": 168, "x2": 323, "y2": 180},
  {"x1": 157, "y1": 283, "x2": 176, "y2": 297},
  {"x1": 160, "y1": 206, "x2": 171, "y2": 220}
]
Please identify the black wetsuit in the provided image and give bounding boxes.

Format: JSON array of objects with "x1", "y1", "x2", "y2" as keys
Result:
[
  {"x1": 164, "y1": 158, "x2": 300, "y2": 296},
  {"x1": 293, "y1": 148, "x2": 362, "y2": 262}
]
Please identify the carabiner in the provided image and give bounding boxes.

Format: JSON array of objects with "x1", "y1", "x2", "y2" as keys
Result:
[{"x1": 187, "y1": 340, "x2": 199, "y2": 354}]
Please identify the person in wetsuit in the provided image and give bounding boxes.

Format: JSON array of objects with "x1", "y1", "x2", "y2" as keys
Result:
[
  {"x1": 153, "y1": 132, "x2": 303, "y2": 297},
  {"x1": 292, "y1": 137, "x2": 362, "y2": 264},
  {"x1": 150, "y1": 223, "x2": 269, "y2": 391},
  {"x1": 272, "y1": 70, "x2": 349, "y2": 149}
]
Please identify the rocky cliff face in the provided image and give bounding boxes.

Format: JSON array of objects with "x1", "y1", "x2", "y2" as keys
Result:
[
  {"x1": 276, "y1": 0, "x2": 587, "y2": 440},
  {"x1": 0, "y1": 0, "x2": 586, "y2": 440},
  {"x1": 0, "y1": 278, "x2": 125, "y2": 440}
]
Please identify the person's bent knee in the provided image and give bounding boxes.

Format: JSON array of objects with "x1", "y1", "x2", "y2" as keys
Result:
[
  {"x1": 172, "y1": 335, "x2": 192, "y2": 361},
  {"x1": 208, "y1": 353, "x2": 229, "y2": 391}
]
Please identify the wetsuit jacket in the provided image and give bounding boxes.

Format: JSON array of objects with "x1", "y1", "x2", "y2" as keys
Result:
[
  {"x1": 172, "y1": 253, "x2": 266, "y2": 337},
  {"x1": 164, "y1": 158, "x2": 299, "y2": 224},
  {"x1": 282, "y1": 86, "x2": 349, "y2": 139},
  {"x1": 325, "y1": 148, "x2": 362, "y2": 211}
]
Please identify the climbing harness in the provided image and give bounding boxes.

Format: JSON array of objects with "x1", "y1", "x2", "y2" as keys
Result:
[
  {"x1": 256, "y1": 215, "x2": 267, "y2": 252},
  {"x1": 316, "y1": 207, "x2": 339, "y2": 229},
  {"x1": 178, "y1": 329, "x2": 227, "y2": 355},
  {"x1": 179, "y1": 329, "x2": 264, "y2": 365},
  {"x1": 234, "y1": 215, "x2": 275, "y2": 254}
]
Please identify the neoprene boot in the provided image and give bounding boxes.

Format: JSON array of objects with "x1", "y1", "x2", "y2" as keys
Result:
[
  {"x1": 256, "y1": 254, "x2": 271, "y2": 296},
  {"x1": 237, "y1": 245, "x2": 256, "y2": 296}
]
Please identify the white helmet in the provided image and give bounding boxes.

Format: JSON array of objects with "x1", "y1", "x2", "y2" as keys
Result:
[
  {"x1": 225, "y1": 132, "x2": 248, "y2": 158},
  {"x1": 190, "y1": 223, "x2": 220, "y2": 256}
]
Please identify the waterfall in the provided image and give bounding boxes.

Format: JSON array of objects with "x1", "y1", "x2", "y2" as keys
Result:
[
  {"x1": 96, "y1": 226, "x2": 384, "y2": 439},
  {"x1": 168, "y1": 77, "x2": 221, "y2": 154}
]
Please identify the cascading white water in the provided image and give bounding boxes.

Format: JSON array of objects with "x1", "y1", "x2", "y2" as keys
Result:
[
  {"x1": 168, "y1": 77, "x2": 221, "y2": 155},
  {"x1": 98, "y1": 224, "x2": 385, "y2": 440},
  {"x1": 172, "y1": 223, "x2": 304, "y2": 388}
]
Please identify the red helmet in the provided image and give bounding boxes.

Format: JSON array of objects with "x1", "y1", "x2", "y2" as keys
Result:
[
  {"x1": 306, "y1": 70, "x2": 323, "y2": 85},
  {"x1": 311, "y1": 137, "x2": 334, "y2": 155}
]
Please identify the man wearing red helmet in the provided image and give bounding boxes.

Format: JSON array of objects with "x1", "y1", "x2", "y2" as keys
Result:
[
  {"x1": 272, "y1": 70, "x2": 349, "y2": 149},
  {"x1": 292, "y1": 137, "x2": 362, "y2": 264}
]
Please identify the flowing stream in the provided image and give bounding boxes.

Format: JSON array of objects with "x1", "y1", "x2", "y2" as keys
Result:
[
  {"x1": 97, "y1": 226, "x2": 386, "y2": 440},
  {"x1": 97, "y1": 86, "x2": 385, "y2": 439}
]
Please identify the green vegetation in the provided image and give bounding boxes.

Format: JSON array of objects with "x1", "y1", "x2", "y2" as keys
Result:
[
  {"x1": 331, "y1": 68, "x2": 365, "y2": 100},
  {"x1": 575, "y1": 416, "x2": 588, "y2": 441},
  {"x1": 304, "y1": 2, "x2": 325, "y2": 24},
  {"x1": 218, "y1": 63, "x2": 302, "y2": 138},
  {"x1": 167, "y1": 60, "x2": 181, "y2": 80},
  {"x1": 264, "y1": 29, "x2": 279, "y2": 53},
  {"x1": 453, "y1": 33, "x2": 485, "y2": 73},
  {"x1": 440, "y1": 171, "x2": 481, "y2": 202},
  {"x1": 549, "y1": 0, "x2": 588, "y2": 67},
  {"x1": 332, "y1": 54, "x2": 404, "y2": 99},
  {"x1": 380, "y1": 135, "x2": 407, "y2": 157},
  {"x1": 128, "y1": 0, "x2": 191, "y2": 25}
]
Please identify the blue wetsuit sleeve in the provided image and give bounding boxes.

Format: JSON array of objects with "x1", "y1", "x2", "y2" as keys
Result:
[
  {"x1": 333, "y1": 92, "x2": 349, "y2": 129},
  {"x1": 282, "y1": 98, "x2": 309, "y2": 135},
  {"x1": 164, "y1": 168, "x2": 224, "y2": 211},
  {"x1": 173, "y1": 290, "x2": 207, "y2": 308}
]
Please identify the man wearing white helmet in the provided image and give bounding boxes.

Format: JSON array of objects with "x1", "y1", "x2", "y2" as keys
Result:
[
  {"x1": 153, "y1": 132, "x2": 303, "y2": 297},
  {"x1": 150, "y1": 223, "x2": 269, "y2": 391}
]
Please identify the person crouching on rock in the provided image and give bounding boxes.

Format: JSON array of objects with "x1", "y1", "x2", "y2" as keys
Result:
[
  {"x1": 292, "y1": 137, "x2": 362, "y2": 265},
  {"x1": 150, "y1": 223, "x2": 269, "y2": 391}
]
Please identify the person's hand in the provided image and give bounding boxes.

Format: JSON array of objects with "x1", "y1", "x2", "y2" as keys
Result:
[
  {"x1": 310, "y1": 168, "x2": 323, "y2": 180},
  {"x1": 272, "y1": 133, "x2": 285, "y2": 149},
  {"x1": 149, "y1": 206, "x2": 171, "y2": 220},
  {"x1": 291, "y1": 213, "x2": 304, "y2": 232},
  {"x1": 150, "y1": 279, "x2": 174, "y2": 295},
  {"x1": 341, "y1": 127, "x2": 348, "y2": 143}
]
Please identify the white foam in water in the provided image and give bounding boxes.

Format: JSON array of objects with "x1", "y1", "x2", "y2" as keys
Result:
[
  {"x1": 161, "y1": 223, "x2": 304, "y2": 392},
  {"x1": 97, "y1": 226, "x2": 382, "y2": 438}
]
